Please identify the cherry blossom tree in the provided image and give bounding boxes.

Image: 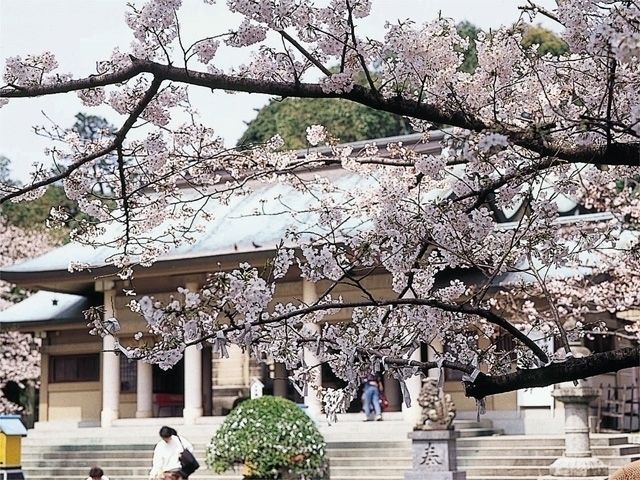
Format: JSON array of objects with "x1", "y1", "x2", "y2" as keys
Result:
[
  {"x1": 0, "y1": 0, "x2": 639, "y2": 412},
  {"x1": 0, "y1": 222, "x2": 53, "y2": 414}
]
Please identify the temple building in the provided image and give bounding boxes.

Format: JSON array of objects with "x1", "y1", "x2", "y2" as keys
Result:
[{"x1": 0, "y1": 132, "x2": 637, "y2": 434}]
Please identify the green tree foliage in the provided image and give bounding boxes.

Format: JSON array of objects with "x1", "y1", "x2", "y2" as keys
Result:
[
  {"x1": 0, "y1": 184, "x2": 84, "y2": 241},
  {"x1": 207, "y1": 396, "x2": 327, "y2": 479},
  {"x1": 72, "y1": 113, "x2": 117, "y2": 196},
  {"x1": 0, "y1": 113, "x2": 115, "y2": 241},
  {"x1": 0, "y1": 156, "x2": 13, "y2": 186},
  {"x1": 521, "y1": 25, "x2": 569, "y2": 56},
  {"x1": 72, "y1": 112, "x2": 115, "y2": 140},
  {"x1": 457, "y1": 21, "x2": 481, "y2": 74},
  {"x1": 455, "y1": 22, "x2": 567, "y2": 74},
  {"x1": 238, "y1": 97, "x2": 412, "y2": 149}
]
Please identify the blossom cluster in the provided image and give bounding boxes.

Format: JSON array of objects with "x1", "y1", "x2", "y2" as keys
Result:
[{"x1": 3, "y1": 52, "x2": 59, "y2": 87}]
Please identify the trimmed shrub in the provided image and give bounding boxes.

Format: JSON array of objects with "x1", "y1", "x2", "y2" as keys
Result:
[{"x1": 207, "y1": 396, "x2": 327, "y2": 479}]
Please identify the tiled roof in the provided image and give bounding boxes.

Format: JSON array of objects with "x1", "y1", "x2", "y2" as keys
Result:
[{"x1": 0, "y1": 290, "x2": 90, "y2": 327}]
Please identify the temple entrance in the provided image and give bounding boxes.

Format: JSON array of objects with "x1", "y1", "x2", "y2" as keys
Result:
[
  {"x1": 321, "y1": 364, "x2": 402, "y2": 413},
  {"x1": 152, "y1": 358, "x2": 184, "y2": 417}
]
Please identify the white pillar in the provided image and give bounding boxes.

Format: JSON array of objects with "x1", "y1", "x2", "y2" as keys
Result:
[
  {"x1": 302, "y1": 280, "x2": 323, "y2": 416},
  {"x1": 101, "y1": 288, "x2": 120, "y2": 427},
  {"x1": 136, "y1": 360, "x2": 153, "y2": 418},
  {"x1": 183, "y1": 345, "x2": 203, "y2": 424},
  {"x1": 402, "y1": 347, "x2": 423, "y2": 425},
  {"x1": 183, "y1": 281, "x2": 203, "y2": 424},
  {"x1": 182, "y1": 345, "x2": 202, "y2": 424}
]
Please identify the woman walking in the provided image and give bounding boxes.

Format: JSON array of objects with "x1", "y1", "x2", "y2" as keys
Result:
[{"x1": 148, "y1": 426, "x2": 194, "y2": 480}]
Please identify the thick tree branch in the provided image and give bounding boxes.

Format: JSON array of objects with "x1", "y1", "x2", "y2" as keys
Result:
[
  {"x1": 464, "y1": 346, "x2": 640, "y2": 399},
  {"x1": 2, "y1": 58, "x2": 638, "y2": 167},
  {"x1": 0, "y1": 61, "x2": 145, "y2": 96}
]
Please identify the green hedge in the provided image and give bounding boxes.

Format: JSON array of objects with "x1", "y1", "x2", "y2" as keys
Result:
[{"x1": 206, "y1": 396, "x2": 327, "y2": 479}]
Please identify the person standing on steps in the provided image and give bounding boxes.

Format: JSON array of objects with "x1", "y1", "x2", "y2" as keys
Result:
[
  {"x1": 148, "y1": 426, "x2": 194, "y2": 480},
  {"x1": 361, "y1": 373, "x2": 384, "y2": 421}
]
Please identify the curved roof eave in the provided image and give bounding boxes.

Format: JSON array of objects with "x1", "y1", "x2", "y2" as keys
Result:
[
  {"x1": 0, "y1": 245, "x2": 285, "y2": 291},
  {"x1": 0, "y1": 291, "x2": 91, "y2": 330}
]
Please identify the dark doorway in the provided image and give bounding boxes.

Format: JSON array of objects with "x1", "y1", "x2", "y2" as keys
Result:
[{"x1": 152, "y1": 358, "x2": 184, "y2": 416}]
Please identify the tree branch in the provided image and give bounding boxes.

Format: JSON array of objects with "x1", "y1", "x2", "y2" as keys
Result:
[
  {"x1": 2, "y1": 58, "x2": 638, "y2": 167},
  {"x1": 464, "y1": 346, "x2": 640, "y2": 399},
  {"x1": 195, "y1": 296, "x2": 550, "y2": 364},
  {"x1": 278, "y1": 30, "x2": 332, "y2": 78},
  {"x1": 0, "y1": 76, "x2": 162, "y2": 204}
]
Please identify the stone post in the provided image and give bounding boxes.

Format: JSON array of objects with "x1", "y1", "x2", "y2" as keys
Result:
[
  {"x1": 405, "y1": 430, "x2": 466, "y2": 480},
  {"x1": 541, "y1": 386, "x2": 608, "y2": 480},
  {"x1": 405, "y1": 378, "x2": 465, "y2": 480}
]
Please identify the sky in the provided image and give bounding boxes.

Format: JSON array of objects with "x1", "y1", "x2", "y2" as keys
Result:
[{"x1": 0, "y1": 0, "x2": 557, "y2": 182}]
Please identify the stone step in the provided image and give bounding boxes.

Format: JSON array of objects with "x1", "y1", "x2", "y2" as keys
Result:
[
  {"x1": 327, "y1": 441, "x2": 410, "y2": 450},
  {"x1": 23, "y1": 459, "x2": 151, "y2": 468},
  {"x1": 24, "y1": 476, "x2": 240, "y2": 480},
  {"x1": 464, "y1": 465, "x2": 551, "y2": 476},
  {"x1": 22, "y1": 451, "x2": 155, "y2": 460},
  {"x1": 326, "y1": 447, "x2": 410, "y2": 458},
  {"x1": 463, "y1": 465, "x2": 636, "y2": 478},
  {"x1": 600, "y1": 455, "x2": 640, "y2": 466},
  {"x1": 21, "y1": 467, "x2": 238, "y2": 478},
  {"x1": 327, "y1": 466, "x2": 412, "y2": 476},
  {"x1": 24, "y1": 467, "x2": 160, "y2": 476},
  {"x1": 19, "y1": 426, "x2": 638, "y2": 480},
  {"x1": 457, "y1": 434, "x2": 630, "y2": 448},
  {"x1": 466, "y1": 477, "x2": 540, "y2": 480},
  {"x1": 22, "y1": 441, "x2": 154, "y2": 450},
  {"x1": 459, "y1": 427, "x2": 504, "y2": 437},
  {"x1": 324, "y1": 477, "x2": 402, "y2": 480},
  {"x1": 25, "y1": 452, "x2": 635, "y2": 470},
  {"x1": 459, "y1": 455, "x2": 637, "y2": 467},
  {"x1": 325, "y1": 457, "x2": 411, "y2": 467},
  {"x1": 457, "y1": 456, "x2": 556, "y2": 467},
  {"x1": 457, "y1": 444, "x2": 640, "y2": 457},
  {"x1": 458, "y1": 446, "x2": 566, "y2": 457}
]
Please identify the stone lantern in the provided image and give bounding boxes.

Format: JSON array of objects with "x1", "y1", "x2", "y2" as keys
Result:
[{"x1": 541, "y1": 335, "x2": 608, "y2": 480}]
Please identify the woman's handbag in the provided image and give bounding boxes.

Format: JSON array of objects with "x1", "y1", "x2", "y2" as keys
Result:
[
  {"x1": 177, "y1": 436, "x2": 200, "y2": 475},
  {"x1": 379, "y1": 392, "x2": 390, "y2": 411}
]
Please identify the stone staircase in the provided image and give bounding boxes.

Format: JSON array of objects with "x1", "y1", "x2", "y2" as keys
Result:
[
  {"x1": 458, "y1": 435, "x2": 640, "y2": 480},
  {"x1": 18, "y1": 416, "x2": 640, "y2": 480}
]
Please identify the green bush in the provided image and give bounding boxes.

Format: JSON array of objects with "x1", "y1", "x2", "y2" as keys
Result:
[{"x1": 206, "y1": 396, "x2": 327, "y2": 479}]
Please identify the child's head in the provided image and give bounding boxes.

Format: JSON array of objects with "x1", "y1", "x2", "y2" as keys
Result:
[
  {"x1": 163, "y1": 472, "x2": 184, "y2": 480},
  {"x1": 88, "y1": 466, "x2": 104, "y2": 479}
]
